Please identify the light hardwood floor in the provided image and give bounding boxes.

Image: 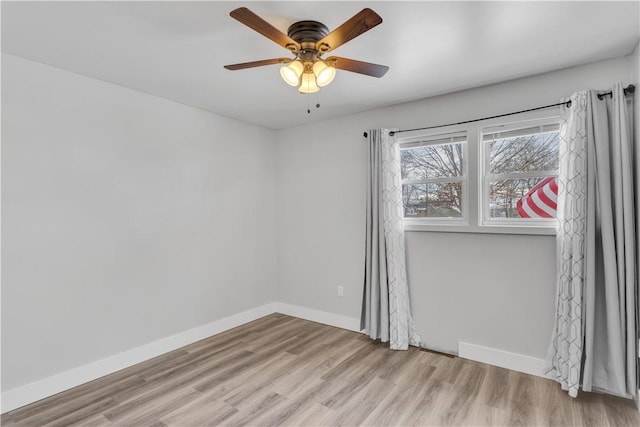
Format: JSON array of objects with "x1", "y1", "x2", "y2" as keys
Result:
[{"x1": 2, "y1": 314, "x2": 639, "y2": 426}]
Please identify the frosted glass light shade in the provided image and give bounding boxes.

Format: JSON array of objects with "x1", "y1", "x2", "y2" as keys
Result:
[
  {"x1": 280, "y1": 61, "x2": 304, "y2": 86},
  {"x1": 299, "y1": 72, "x2": 319, "y2": 93},
  {"x1": 313, "y1": 61, "x2": 336, "y2": 87}
]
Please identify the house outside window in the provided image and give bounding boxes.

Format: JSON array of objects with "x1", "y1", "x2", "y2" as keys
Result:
[
  {"x1": 481, "y1": 120, "x2": 560, "y2": 227},
  {"x1": 399, "y1": 113, "x2": 561, "y2": 235},
  {"x1": 400, "y1": 132, "x2": 467, "y2": 226}
]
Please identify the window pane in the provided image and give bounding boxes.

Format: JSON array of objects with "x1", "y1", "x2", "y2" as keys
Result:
[
  {"x1": 489, "y1": 131, "x2": 559, "y2": 174},
  {"x1": 489, "y1": 177, "x2": 557, "y2": 219},
  {"x1": 403, "y1": 182, "x2": 463, "y2": 218},
  {"x1": 401, "y1": 143, "x2": 464, "y2": 180}
]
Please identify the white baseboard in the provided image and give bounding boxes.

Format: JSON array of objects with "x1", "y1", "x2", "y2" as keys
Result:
[
  {"x1": 1, "y1": 303, "x2": 276, "y2": 413},
  {"x1": 4, "y1": 304, "x2": 556, "y2": 414},
  {"x1": 1, "y1": 302, "x2": 360, "y2": 413},
  {"x1": 458, "y1": 341, "x2": 547, "y2": 378},
  {"x1": 274, "y1": 302, "x2": 361, "y2": 332}
]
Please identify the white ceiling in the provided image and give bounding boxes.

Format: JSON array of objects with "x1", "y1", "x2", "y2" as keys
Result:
[{"x1": 2, "y1": 1, "x2": 639, "y2": 129}]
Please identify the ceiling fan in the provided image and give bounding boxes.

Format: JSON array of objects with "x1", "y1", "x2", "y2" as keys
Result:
[{"x1": 224, "y1": 7, "x2": 389, "y2": 94}]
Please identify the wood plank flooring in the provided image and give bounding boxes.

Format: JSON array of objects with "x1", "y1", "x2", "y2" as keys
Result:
[{"x1": 2, "y1": 314, "x2": 639, "y2": 426}]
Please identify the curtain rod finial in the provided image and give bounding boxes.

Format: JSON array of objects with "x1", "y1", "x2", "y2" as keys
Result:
[{"x1": 363, "y1": 132, "x2": 368, "y2": 138}]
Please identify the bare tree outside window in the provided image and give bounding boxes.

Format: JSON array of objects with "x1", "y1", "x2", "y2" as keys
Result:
[
  {"x1": 399, "y1": 120, "x2": 560, "y2": 228},
  {"x1": 487, "y1": 131, "x2": 559, "y2": 218},
  {"x1": 401, "y1": 142, "x2": 464, "y2": 218}
]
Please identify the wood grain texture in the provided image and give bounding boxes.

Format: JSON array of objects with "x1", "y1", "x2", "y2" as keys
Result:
[{"x1": 2, "y1": 314, "x2": 638, "y2": 426}]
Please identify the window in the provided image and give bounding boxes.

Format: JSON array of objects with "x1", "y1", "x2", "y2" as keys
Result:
[
  {"x1": 481, "y1": 121, "x2": 560, "y2": 227},
  {"x1": 399, "y1": 112, "x2": 561, "y2": 234},
  {"x1": 400, "y1": 132, "x2": 467, "y2": 223}
]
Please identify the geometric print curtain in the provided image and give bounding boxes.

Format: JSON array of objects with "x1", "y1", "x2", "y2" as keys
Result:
[
  {"x1": 361, "y1": 128, "x2": 422, "y2": 350},
  {"x1": 544, "y1": 90, "x2": 589, "y2": 398},
  {"x1": 545, "y1": 84, "x2": 637, "y2": 399}
]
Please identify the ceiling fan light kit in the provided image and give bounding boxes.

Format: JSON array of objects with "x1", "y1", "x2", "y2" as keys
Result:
[
  {"x1": 312, "y1": 61, "x2": 336, "y2": 87},
  {"x1": 281, "y1": 60, "x2": 335, "y2": 92},
  {"x1": 299, "y1": 71, "x2": 320, "y2": 94},
  {"x1": 280, "y1": 60, "x2": 304, "y2": 86},
  {"x1": 224, "y1": 7, "x2": 389, "y2": 96}
]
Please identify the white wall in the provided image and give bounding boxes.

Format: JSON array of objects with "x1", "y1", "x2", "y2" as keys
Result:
[
  {"x1": 1, "y1": 54, "x2": 277, "y2": 391},
  {"x1": 3, "y1": 48, "x2": 636, "y2": 396},
  {"x1": 276, "y1": 55, "x2": 634, "y2": 358}
]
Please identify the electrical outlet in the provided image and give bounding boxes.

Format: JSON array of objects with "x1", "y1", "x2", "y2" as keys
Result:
[{"x1": 337, "y1": 286, "x2": 344, "y2": 297}]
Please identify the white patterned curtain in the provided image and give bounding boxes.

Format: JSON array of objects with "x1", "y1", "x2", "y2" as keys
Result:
[
  {"x1": 545, "y1": 84, "x2": 637, "y2": 399},
  {"x1": 361, "y1": 128, "x2": 422, "y2": 350}
]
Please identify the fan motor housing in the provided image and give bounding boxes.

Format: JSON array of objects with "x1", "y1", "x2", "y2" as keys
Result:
[{"x1": 287, "y1": 20, "x2": 329, "y2": 43}]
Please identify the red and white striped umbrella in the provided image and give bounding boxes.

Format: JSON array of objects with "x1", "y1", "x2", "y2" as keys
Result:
[{"x1": 516, "y1": 176, "x2": 558, "y2": 218}]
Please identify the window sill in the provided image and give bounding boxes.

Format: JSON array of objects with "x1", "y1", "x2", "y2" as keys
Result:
[{"x1": 404, "y1": 222, "x2": 556, "y2": 236}]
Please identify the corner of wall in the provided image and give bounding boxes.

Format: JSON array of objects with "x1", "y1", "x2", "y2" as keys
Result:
[
  {"x1": 1, "y1": 303, "x2": 277, "y2": 413},
  {"x1": 0, "y1": 301, "x2": 357, "y2": 413}
]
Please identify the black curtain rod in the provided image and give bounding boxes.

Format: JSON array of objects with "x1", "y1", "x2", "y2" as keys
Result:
[
  {"x1": 598, "y1": 83, "x2": 635, "y2": 100},
  {"x1": 363, "y1": 84, "x2": 635, "y2": 138}
]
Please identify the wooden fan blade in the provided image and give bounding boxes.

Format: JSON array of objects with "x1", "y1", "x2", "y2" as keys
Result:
[
  {"x1": 224, "y1": 58, "x2": 292, "y2": 70},
  {"x1": 316, "y1": 9, "x2": 382, "y2": 53},
  {"x1": 230, "y1": 7, "x2": 300, "y2": 51},
  {"x1": 326, "y1": 56, "x2": 389, "y2": 78}
]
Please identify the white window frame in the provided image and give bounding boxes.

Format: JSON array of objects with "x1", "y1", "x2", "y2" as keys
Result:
[
  {"x1": 400, "y1": 109, "x2": 561, "y2": 235},
  {"x1": 479, "y1": 117, "x2": 561, "y2": 230},
  {"x1": 399, "y1": 129, "x2": 469, "y2": 227}
]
